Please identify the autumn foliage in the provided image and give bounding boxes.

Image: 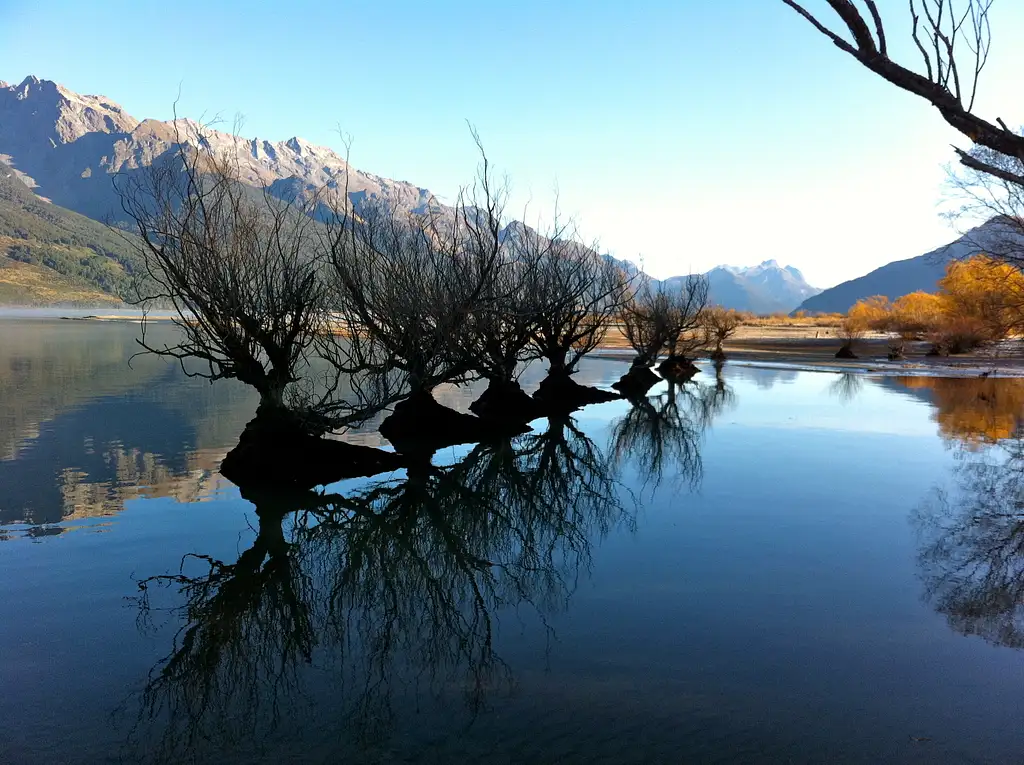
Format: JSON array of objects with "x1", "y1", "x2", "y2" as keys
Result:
[
  {"x1": 897, "y1": 376, "x2": 1024, "y2": 445},
  {"x1": 844, "y1": 255, "x2": 1024, "y2": 355}
]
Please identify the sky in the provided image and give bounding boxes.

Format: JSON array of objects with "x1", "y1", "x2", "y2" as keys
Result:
[{"x1": 3, "y1": 0, "x2": 1024, "y2": 288}]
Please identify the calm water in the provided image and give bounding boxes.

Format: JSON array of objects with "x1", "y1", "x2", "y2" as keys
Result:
[{"x1": 2, "y1": 321, "x2": 1024, "y2": 764}]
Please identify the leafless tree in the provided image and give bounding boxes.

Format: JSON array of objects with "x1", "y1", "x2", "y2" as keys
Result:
[
  {"x1": 621, "y1": 276, "x2": 709, "y2": 368},
  {"x1": 525, "y1": 230, "x2": 632, "y2": 380},
  {"x1": 116, "y1": 121, "x2": 338, "y2": 430},
  {"x1": 946, "y1": 141, "x2": 1024, "y2": 266},
  {"x1": 780, "y1": 2, "x2": 1015, "y2": 167},
  {"x1": 780, "y1": 2, "x2": 1024, "y2": 250},
  {"x1": 324, "y1": 133, "x2": 510, "y2": 405},
  {"x1": 464, "y1": 244, "x2": 539, "y2": 385}
]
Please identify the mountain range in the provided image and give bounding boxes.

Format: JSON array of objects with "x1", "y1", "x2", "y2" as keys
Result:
[
  {"x1": 2, "y1": 75, "x2": 973, "y2": 314},
  {"x1": 691, "y1": 260, "x2": 820, "y2": 315}
]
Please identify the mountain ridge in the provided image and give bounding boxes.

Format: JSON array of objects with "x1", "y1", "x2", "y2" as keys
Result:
[
  {"x1": 1, "y1": 75, "x2": 819, "y2": 311},
  {"x1": 794, "y1": 218, "x2": 1023, "y2": 314},
  {"x1": 662, "y1": 260, "x2": 820, "y2": 314}
]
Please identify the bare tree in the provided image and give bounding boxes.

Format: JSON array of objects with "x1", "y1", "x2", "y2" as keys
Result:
[
  {"x1": 116, "y1": 121, "x2": 340, "y2": 433},
  {"x1": 324, "y1": 136, "x2": 509, "y2": 404},
  {"x1": 525, "y1": 231, "x2": 631, "y2": 380},
  {"x1": 782, "y1": 4, "x2": 1024, "y2": 237},
  {"x1": 620, "y1": 276, "x2": 709, "y2": 368},
  {"x1": 946, "y1": 142, "x2": 1024, "y2": 266},
  {"x1": 780, "y1": 2, "x2": 1021, "y2": 172},
  {"x1": 836, "y1": 315, "x2": 866, "y2": 358},
  {"x1": 457, "y1": 221, "x2": 548, "y2": 420},
  {"x1": 662, "y1": 275, "x2": 711, "y2": 362}
]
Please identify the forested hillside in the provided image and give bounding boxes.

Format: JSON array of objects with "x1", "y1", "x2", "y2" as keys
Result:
[{"x1": 0, "y1": 161, "x2": 139, "y2": 304}]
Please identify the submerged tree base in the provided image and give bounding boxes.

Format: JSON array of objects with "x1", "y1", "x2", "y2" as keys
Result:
[
  {"x1": 380, "y1": 390, "x2": 529, "y2": 454},
  {"x1": 533, "y1": 372, "x2": 621, "y2": 413},
  {"x1": 657, "y1": 355, "x2": 700, "y2": 383},
  {"x1": 470, "y1": 379, "x2": 545, "y2": 424},
  {"x1": 221, "y1": 408, "x2": 406, "y2": 490},
  {"x1": 612, "y1": 365, "x2": 661, "y2": 399}
]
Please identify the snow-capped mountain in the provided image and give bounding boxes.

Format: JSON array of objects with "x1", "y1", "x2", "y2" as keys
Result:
[{"x1": 663, "y1": 260, "x2": 821, "y2": 314}]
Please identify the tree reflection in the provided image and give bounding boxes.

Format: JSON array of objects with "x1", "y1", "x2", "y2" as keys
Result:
[
  {"x1": 914, "y1": 432, "x2": 1024, "y2": 648},
  {"x1": 610, "y1": 367, "x2": 733, "y2": 490},
  {"x1": 828, "y1": 373, "x2": 864, "y2": 404},
  {"x1": 896, "y1": 377, "x2": 1024, "y2": 446},
  {"x1": 127, "y1": 417, "x2": 629, "y2": 762}
]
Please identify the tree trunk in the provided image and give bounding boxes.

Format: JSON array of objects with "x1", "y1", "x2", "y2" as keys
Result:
[
  {"x1": 612, "y1": 364, "x2": 660, "y2": 399},
  {"x1": 470, "y1": 378, "x2": 543, "y2": 424},
  {"x1": 380, "y1": 389, "x2": 528, "y2": 456},
  {"x1": 546, "y1": 349, "x2": 569, "y2": 377}
]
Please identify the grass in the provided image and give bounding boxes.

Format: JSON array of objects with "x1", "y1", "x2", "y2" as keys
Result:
[
  {"x1": 737, "y1": 312, "x2": 844, "y2": 328},
  {"x1": 0, "y1": 259, "x2": 121, "y2": 306}
]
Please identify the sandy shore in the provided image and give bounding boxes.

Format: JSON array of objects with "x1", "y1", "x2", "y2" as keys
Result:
[{"x1": 597, "y1": 325, "x2": 1024, "y2": 378}]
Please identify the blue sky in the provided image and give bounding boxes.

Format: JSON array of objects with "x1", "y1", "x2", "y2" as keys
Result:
[{"x1": 3, "y1": 0, "x2": 1024, "y2": 288}]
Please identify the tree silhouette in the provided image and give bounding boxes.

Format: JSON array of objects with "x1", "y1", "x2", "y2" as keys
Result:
[{"x1": 126, "y1": 418, "x2": 630, "y2": 762}]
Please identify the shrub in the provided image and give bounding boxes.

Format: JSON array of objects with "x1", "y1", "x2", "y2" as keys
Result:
[{"x1": 927, "y1": 316, "x2": 993, "y2": 355}]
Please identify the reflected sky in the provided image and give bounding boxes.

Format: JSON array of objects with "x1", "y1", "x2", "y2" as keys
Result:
[{"x1": 3, "y1": 322, "x2": 1024, "y2": 764}]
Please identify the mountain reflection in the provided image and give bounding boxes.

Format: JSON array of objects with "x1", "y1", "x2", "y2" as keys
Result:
[
  {"x1": 0, "y1": 363, "x2": 253, "y2": 529},
  {"x1": 914, "y1": 431, "x2": 1024, "y2": 648},
  {"x1": 0, "y1": 323, "x2": 256, "y2": 532},
  {"x1": 127, "y1": 416, "x2": 632, "y2": 762}
]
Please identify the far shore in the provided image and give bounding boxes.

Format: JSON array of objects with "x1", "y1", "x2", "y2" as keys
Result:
[
  {"x1": 599, "y1": 325, "x2": 1024, "y2": 378},
  {"x1": 4, "y1": 308, "x2": 1023, "y2": 378}
]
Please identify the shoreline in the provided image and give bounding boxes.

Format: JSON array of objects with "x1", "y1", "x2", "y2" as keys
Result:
[
  {"x1": 4, "y1": 311, "x2": 1022, "y2": 378},
  {"x1": 598, "y1": 329, "x2": 1024, "y2": 378}
]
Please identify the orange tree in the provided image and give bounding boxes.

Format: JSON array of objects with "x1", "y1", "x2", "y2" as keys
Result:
[
  {"x1": 846, "y1": 256, "x2": 1024, "y2": 354},
  {"x1": 937, "y1": 256, "x2": 1024, "y2": 341},
  {"x1": 847, "y1": 295, "x2": 891, "y2": 332},
  {"x1": 892, "y1": 292, "x2": 944, "y2": 337}
]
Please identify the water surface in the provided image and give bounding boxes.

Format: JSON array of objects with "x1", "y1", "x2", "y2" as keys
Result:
[{"x1": 2, "y1": 322, "x2": 1024, "y2": 764}]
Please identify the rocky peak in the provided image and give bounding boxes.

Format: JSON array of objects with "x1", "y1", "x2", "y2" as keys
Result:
[{"x1": 1, "y1": 75, "x2": 139, "y2": 146}]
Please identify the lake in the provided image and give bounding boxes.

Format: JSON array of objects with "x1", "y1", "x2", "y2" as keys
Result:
[{"x1": 2, "y1": 320, "x2": 1024, "y2": 764}]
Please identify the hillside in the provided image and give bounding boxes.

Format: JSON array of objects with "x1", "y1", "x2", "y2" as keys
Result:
[
  {"x1": 795, "y1": 219, "x2": 1018, "y2": 314},
  {"x1": 0, "y1": 160, "x2": 140, "y2": 305}
]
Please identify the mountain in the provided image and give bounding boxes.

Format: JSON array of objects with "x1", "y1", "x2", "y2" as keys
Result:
[
  {"x1": 0, "y1": 75, "x2": 815, "y2": 311},
  {"x1": 662, "y1": 260, "x2": 820, "y2": 314},
  {"x1": 0, "y1": 158, "x2": 141, "y2": 304},
  {"x1": 0, "y1": 76, "x2": 435, "y2": 227},
  {"x1": 794, "y1": 218, "x2": 1022, "y2": 314}
]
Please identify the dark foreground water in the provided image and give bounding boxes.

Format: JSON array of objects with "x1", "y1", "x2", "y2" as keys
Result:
[{"x1": 2, "y1": 321, "x2": 1024, "y2": 764}]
